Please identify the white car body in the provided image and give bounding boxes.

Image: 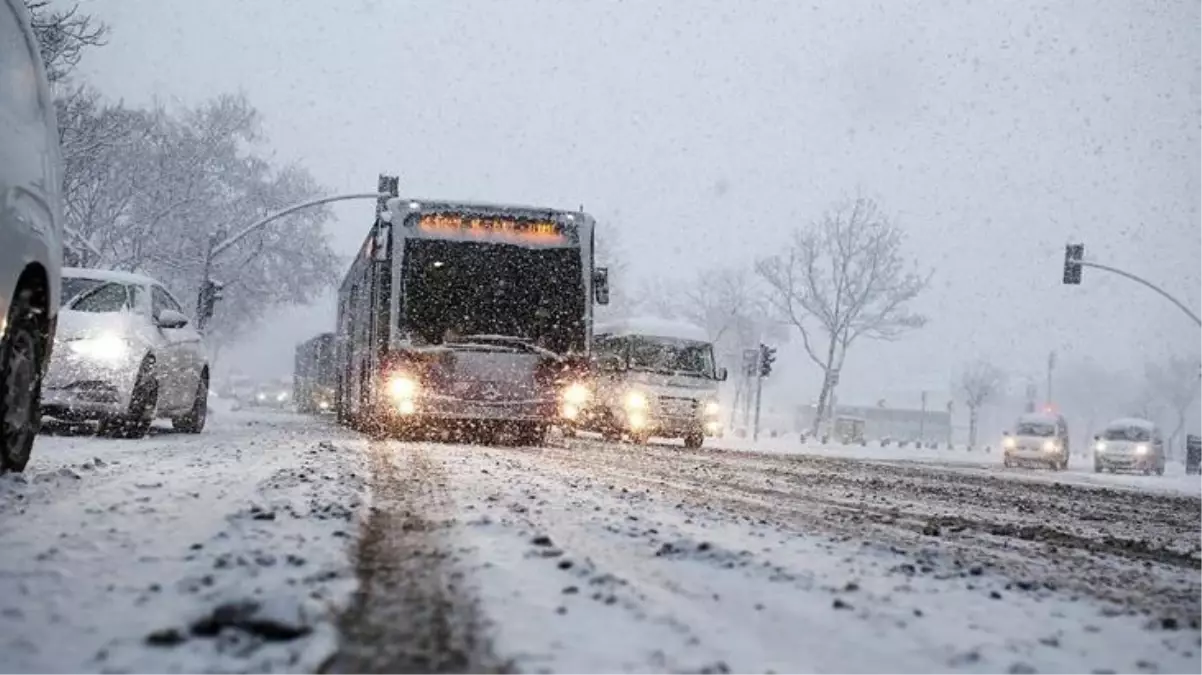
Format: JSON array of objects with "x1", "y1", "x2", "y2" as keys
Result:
[
  {"x1": 41, "y1": 268, "x2": 209, "y2": 432},
  {"x1": 1002, "y1": 412, "x2": 1070, "y2": 470},
  {"x1": 1093, "y1": 417, "x2": 1166, "y2": 475},
  {"x1": 570, "y1": 316, "x2": 726, "y2": 447},
  {"x1": 0, "y1": 0, "x2": 65, "y2": 471}
]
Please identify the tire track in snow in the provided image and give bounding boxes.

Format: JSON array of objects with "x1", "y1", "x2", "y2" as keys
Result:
[{"x1": 323, "y1": 441, "x2": 507, "y2": 674}]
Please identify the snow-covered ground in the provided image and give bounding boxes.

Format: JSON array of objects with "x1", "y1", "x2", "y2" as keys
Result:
[
  {"x1": 0, "y1": 410, "x2": 368, "y2": 674},
  {"x1": 2, "y1": 413, "x2": 1198, "y2": 673}
]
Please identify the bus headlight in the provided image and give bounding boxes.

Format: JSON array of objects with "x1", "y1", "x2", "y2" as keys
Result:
[
  {"x1": 562, "y1": 382, "x2": 590, "y2": 405},
  {"x1": 624, "y1": 391, "x2": 649, "y2": 410},
  {"x1": 387, "y1": 374, "x2": 419, "y2": 401},
  {"x1": 318, "y1": 400, "x2": 330, "y2": 411},
  {"x1": 704, "y1": 401, "x2": 720, "y2": 416}
]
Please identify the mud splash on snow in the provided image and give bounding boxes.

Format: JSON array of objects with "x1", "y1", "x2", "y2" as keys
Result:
[{"x1": 323, "y1": 442, "x2": 507, "y2": 674}]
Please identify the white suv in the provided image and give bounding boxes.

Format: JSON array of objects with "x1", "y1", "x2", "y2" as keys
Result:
[
  {"x1": 0, "y1": 0, "x2": 65, "y2": 472},
  {"x1": 42, "y1": 269, "x2": 210, "y2": 438}
]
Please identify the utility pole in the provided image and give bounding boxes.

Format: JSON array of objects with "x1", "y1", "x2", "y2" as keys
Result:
[
  {"x1": 741, "y1": 348, "x2": 757, "y2": 431},
  {"x1": 919, "y1": 390, "x2": 928, "y2": 444},
  {"x1": 1046, "y1": 350, "x2": 1056, "y2": 406}
]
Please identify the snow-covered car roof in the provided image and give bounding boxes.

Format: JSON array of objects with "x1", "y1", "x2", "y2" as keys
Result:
[
  {"x1": 63, "y1": 266, "x2": 159, "y2": 287},
  {"x1": 594, "y1": 316, "x2": 711, "y2": 343},
  {"x1": 1016, "y1": 412, "x2": 1060, "y2": 425},
  {"x1": 1104, "y1": 417, "x2": 1156, "y2": 431}
]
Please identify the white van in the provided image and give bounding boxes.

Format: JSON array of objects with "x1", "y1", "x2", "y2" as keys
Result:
[
  {"x1": 1002, "y1": 412, "x2": 1070, "y2": 470},
  {"x1": 0, "y1": 0, "x2": 65, "y2": 472},
  {"x1": 567, "y1": 317, "x2": 726, "y2": 448},
  {"x1": 1092, "y1": 417, "x2": 1165, "y2": 475}
]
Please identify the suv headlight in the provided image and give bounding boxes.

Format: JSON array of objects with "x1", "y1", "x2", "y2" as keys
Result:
[
  {"x1": 67, "y1": 333, "x2": 130, "y2": 363},
  {"x1": 624, "y1": 391, "x2": 649, "y2": 410}
]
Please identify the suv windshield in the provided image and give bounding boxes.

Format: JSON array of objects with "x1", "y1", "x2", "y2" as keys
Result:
[
  {"x1": 627, "y1": 336, "x2": 715, "y2": 377},
  {"x1": 1015, "y1": 422, "x2": 1056, "y2": 437},
  {"x1": 1103, "y1": 426, "x2": 1151, "y2": 442}
]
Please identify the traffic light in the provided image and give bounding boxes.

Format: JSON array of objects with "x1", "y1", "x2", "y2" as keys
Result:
[
  {"x1": 1063, "y1": 243, "x2": 1084, "y2": 285},
  {"x1": 759, "y1": 343, "x2": 776, "y2": 378}
]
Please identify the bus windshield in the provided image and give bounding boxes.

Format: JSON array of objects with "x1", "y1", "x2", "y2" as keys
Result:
[{"x1": 402, "y1": 238, "x2": 585, "y2": 355}]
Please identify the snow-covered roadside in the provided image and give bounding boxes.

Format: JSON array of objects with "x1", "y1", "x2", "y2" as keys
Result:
[
  {"x1": 0, "y1": 412, "x2": 369, "y2": 674},
  {"x1": 377, "y1": 441, "x2": 1199, "y2": 674}
]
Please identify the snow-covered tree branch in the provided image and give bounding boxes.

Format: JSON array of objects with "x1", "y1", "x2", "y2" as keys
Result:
[
  {"x1": 956, "y1": 359, "x2": 1007, "y2": 449},
  {"x1": 756, "y1": 197, "x2": 930, "y2": 433}
]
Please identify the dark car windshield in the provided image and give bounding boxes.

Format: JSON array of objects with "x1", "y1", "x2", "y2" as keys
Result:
[
  {"x1": 1103, "y1": 426, "x2": 1151, "y2": 442},
  {"x1": 61, "y1": 278, "x2": 106, "y2": 306},
  {"x1": 66, "y1": 281, "x2": 133, "y2": 313}
]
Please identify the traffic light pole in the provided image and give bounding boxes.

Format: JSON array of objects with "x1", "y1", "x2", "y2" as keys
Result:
[
  {"x1": 1078, "y1": 261, "x2": 1201, "y2": 327},
  {"x1": 753, "y1": 362, "x2": 764, "y2": 442}
]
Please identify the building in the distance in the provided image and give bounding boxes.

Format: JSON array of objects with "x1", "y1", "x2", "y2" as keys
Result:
[{"x1": 795, "y1": 402, "x2": 952, "y2": 444}]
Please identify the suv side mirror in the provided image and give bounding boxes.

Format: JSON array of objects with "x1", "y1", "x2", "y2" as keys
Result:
[
  {"x1": 716, "y1": 366, "x2": 728, "y2": 381},
  {"x1": 593, "y1": 267, "x2": 610, "y2": 305},
  {"x1": 156, "y1": 309, "x2": 189, "y2": 329}
]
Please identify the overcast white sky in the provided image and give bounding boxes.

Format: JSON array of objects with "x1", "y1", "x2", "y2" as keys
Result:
[{"x1": 77, "y1": 0, "x2": 1200, "y2": 411}]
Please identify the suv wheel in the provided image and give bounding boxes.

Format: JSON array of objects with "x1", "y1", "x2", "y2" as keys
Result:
[{"x1": 0, "y1": 288, "x2": 45, "y2": 473}]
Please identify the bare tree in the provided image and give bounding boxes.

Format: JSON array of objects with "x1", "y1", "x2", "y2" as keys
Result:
[
  {"x1": 956, "y1": 360, "x2": 1007, "y2": 449},
  {"x1": 24, "y1": 1, "x2": 108, "y2": 84},
  {"x1": 757, "y1": 197, "x2": 929, "y2": 434},
  {"x1": 1144, "y1": 356, "x2": 1202, "y2": 455}
]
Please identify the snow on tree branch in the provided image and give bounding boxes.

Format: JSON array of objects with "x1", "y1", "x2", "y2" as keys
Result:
[
  {"x1": 756, "y1": 196, "x2": 930, "y2": 433},
  {"x1": 955, "y1": 359, "x2": 1007, "y2": 449}
]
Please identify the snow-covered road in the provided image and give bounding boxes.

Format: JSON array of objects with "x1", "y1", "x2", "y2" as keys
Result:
[
  {"x1": 1, "y1": 413, "x2": 1199, "y2": 673},
  {"x1": 0, "y1": 411, "x2": 368, "y2": 674}
]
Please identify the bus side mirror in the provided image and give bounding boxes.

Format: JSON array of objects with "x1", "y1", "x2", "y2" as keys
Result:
[
  {"x1": 717, "y1": 366, "x2": 728, "y2": 381},
  {"x1": 593, "y1": 267, "x2": 610, "y2": 305}
]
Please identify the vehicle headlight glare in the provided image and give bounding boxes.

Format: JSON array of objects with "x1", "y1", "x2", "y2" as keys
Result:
[
  {"x1": 1094, "y1": 441, "x2": 1106, "y2": 452},
  {"x1": 563, "y1": 382, "x2": 590, "y2": 405},
  {"x1": 67, "y1": 333, "x2": 128, "y2": 362},
  {"x1": 1042, "y1": 440, "x2": 1057, "y2": 452},
  {"x1": 1135, "y1": 444, "x2": 1149, "y2": 456},
  {"x1": 624, "y1": 391, "x2": 649, "y2": 410},
  {"x1": 704, "y1": 401, "x2": 720, "y2": 416},
  {"x1": 387, "y1": 374, "x2": 418, "y2": 400},
  {"x1": 1003, "y1": 437, "x2": 1016, "y2": 449}
]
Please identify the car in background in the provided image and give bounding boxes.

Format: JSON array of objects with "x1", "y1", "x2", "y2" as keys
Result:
[
  {"x1": 40, "y1": 268, "x2": 210, "y2": 438},
  {"x1": 1093, "y1": 417, "x2": 1165, "y2": 475},
  {"x1": 250, "y1": 378, "x2": 292, "y2": 409},
  {"x1": 0, "y1": 0, "x2": 65, "y2": 472},
  {"x1": 1002, "y1": 412, "x2": 1070, "y2": 470}
]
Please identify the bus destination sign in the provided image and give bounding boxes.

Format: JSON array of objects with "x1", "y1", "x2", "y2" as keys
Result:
[{"x1": 416, "y1": 213, "x2": 566, "y2": 243}]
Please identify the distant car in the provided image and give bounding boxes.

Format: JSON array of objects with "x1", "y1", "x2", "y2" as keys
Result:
[
  {"x1": 0, "y1": 0, "x2": 65, "y2": 472},
  {"x1": 1002, "y1": 412, "x2": 1070, "y2": 470},
  {"x1": 1093, "y1": 417, "x2": 1165, "y2": 475},
  {"x1": 250, "y1": 379, "x2": 292, "y2": 409},
  {"x1": 41, "y1": 268, "x2": 210, "y2": 438}
]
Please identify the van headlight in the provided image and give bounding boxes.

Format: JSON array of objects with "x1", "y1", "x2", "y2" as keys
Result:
[
  {"x1": 1002, "y1": 437, "x2": 1016, "y2": 449},
  {"x1": 66, "y1": 333, "x2": 129, "y2": 363},
  {"x1": 1135, "y1": 444, "x2": 1149, "y2": 456},
  {"x1": 704, "y1": 401, "x2": 720, "y2": 416},
  {"x1": 624, "y1": 391, "x2": 649, "y2": 410},
  {"x1": 1094, "y1": 441, "x2": 1106, "y2": 452},
  {"x1": 562, "y1": 382, "x2": 590, "y2": 405},
  {"x1": 1042, "y1": 440, "x2": 1058, "y2": 452}
]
